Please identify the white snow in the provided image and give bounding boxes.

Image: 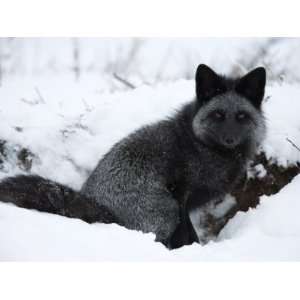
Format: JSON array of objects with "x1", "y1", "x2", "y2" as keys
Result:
[
  {"x1": 1, "y1": 174, "x2": 300, "y2": 261},
  {"x1": 0, "y1": 38, "x2": 300, "y2": 261},
  {"x1": 210, "y1": 194, "x2": 237, "y2": 219},
  {"x1": 248, "y1": 164, "x2": 267, "y2": 179}
]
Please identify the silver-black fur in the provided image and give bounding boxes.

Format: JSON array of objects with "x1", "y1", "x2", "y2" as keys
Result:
[{"x1": 0, "y1": 64, "x2": 266, "y2": 249}]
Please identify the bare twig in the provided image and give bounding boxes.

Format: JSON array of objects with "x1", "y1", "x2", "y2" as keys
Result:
[
  {"x1": 286, "y1": 137, "x2": 300, "y2": 152},
  {"x1": 20, "y1": 88, "x2": 46, "y2": 105},
  {"x1": 63, "y1": 155, "x2": 90, "y2": 177},
  {"x1": 113, "y1": 73, "x2": 136, "y2": 89},
  {"x1": 20, "y1": 97, "x2": 39, "y2": 106},
  {"x1": 72, "y1": 38, "x2": 80, "y2": 81},
  {"x1": 81, "y1": 98, "x2": 94, "y2": 112},
  {"x1": 34, "y1": 87, "x2": 46, "y2": 104}
]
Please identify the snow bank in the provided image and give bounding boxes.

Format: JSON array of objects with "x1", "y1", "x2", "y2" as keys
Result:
[{"x1": 1, "y1": 174, "x2": 300, "y2": 261}]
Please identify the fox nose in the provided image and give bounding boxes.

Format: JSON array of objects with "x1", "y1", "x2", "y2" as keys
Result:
[{"x1": 224, "y1": 137, "x2": 235, "y2": 146}]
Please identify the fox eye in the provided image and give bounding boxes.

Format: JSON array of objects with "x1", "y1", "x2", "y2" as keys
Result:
[
  {"x1": 236, "y1": 112, "x2": 249, "y2": 121},
  {"x1": 210, "y1": 110, "x2": 225, "y2": 121}
]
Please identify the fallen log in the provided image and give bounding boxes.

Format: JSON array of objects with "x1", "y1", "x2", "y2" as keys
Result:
[{"x1": 208, "y1": 153, "x2": 300, "y2": 237}]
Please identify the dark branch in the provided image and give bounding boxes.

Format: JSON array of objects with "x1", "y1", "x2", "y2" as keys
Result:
[
  {"x1": 113, "y1": 73, "x2": 136, "y2": 89},
  {"x1": 286, "y1": 138, "x2": 300, "y2": 153}
]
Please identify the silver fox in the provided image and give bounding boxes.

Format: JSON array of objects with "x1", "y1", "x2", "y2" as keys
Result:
[{"x1": 0, "y1": 64, "x2": 266, "y2": 249}]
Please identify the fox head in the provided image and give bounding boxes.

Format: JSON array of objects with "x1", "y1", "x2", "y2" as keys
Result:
[{"x1": 192, "y1": 64, "x2": 266, "y2": 154}]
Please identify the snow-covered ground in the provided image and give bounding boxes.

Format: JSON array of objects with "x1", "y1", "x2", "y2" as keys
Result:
[
  {"x1": 2, "y1": 174, "x2": 300, "y2": 261},
  {"x1": 0, "y1": 74, "x2": 300, "y2": 261},
  {"x1": 0, "y1": 38, "x2": 300, "y2": 261}
]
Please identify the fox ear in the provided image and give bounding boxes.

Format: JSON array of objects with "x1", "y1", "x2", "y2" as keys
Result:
[
  {"x1": 236, "y1": 67, "x2": 266, "y2": 108},
  {"x1": 195, "y1": 64, "x2": 223, "y2": 102}
]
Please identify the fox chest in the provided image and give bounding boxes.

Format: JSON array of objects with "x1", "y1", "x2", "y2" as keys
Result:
[{"x1": 169, "y1": 154, "x2": 245, "y2": 205}]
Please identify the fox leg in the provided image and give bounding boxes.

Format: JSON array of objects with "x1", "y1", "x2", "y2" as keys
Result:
[{"x1": 109, "y1": 188, "x2": 180, "y2": 246}]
